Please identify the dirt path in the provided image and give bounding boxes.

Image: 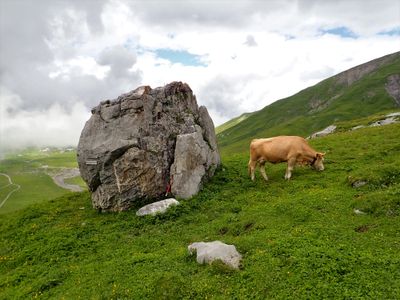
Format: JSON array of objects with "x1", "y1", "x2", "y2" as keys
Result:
[
  {"x1": 49, "y1": 168, "x2": 84, "y2": 192},
  {"x1": 0, "y1": 173, "x2": 21, "y2": 209}
]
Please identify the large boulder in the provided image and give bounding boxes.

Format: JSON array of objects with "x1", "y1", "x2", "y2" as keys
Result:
[{"x1": 77, "y1": 82, "x2": 220, "y2": 211}]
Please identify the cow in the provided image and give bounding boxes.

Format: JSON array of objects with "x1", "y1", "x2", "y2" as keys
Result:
[{"x1": 248, "y1": 136, "x2": 325, "y2": 181}]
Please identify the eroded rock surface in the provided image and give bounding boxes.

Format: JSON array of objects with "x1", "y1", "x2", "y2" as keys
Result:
[
  {"x1": 334, "y1": 52, "x2": 398, "y2": 86},
  {"x1": 385, "y1": 74, "x2": 400, "y2": 107},
  {"x1": 77, "y1": 82, "x2": 220, "y2": 211}
]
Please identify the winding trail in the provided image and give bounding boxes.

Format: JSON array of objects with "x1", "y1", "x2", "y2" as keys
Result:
[
  {"x1": 47, "y1": 168, "x2": 84, "y2": 192},
  {"x1": 0, "y1": 173, "x2": 21, "y2": 209}
]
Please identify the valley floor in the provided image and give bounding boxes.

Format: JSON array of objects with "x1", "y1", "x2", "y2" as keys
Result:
[{"x1": 0, "y1": 149, "x2": 86, "y2": 214}]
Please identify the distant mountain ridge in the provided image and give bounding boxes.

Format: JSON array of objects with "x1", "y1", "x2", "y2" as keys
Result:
[
  {"x1": 334, "y1": 52, "x2": 398, "y2": 87},
  {"x1": 217, "y1": 51, "x2": 400, "y2": 154}
]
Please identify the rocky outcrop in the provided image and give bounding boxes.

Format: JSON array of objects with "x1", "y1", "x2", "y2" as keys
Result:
[
  {"x1": 370, "y1": 116, "x2": 398, "y2": 127},
  {"x1": 77, "y1": 82, "x2": 220, "y2": 211},
  {"x1": 334, "y1": 52, "x2": 399, "y2": 86},
  {"x1": 352, "y1": 112, "x2": 400, "y2": 130},
  {"x1": 385, "y1": 74, "x2": 400, "y2": 107},
  {"x1": 309, "y1": 112, "x2": 400, "y2": 138}
]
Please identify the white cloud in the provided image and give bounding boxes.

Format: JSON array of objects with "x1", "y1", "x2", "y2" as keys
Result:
[
  {"x1": 49, "y1": 56, "x2": 110, "y2": 80},
  {"x1": 0, "y1": 0, "x2": 399, "y2": 150},
  {"x1": 133, "y1": 25, "x2": 399, "y2": 124}
]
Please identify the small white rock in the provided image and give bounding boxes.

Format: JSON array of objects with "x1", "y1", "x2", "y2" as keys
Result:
[
  {"x1": 352, "y1": 180, "x2": 367, "y2": 188},
  {"x1": 354, "y1": 209, "x2": 366, "y2": 215},
  {"x1": 136, "y1": 198, "x2": 179, "y2": 216},
  {"x1": 386, "y1": 112, "x2": 400, "y2": 117},
  {"x1": 352, "y1": 125, "x2": 366, "y2": 131},
  {"x1": 309, "y1": 125, "x2": 337, "y2": 139},
  {"x1": 370, "y1": 117, "x2": 397, "y2": 127},
  {"x1": 188, "y1": 241, "x2": 242, "y2": 269}
]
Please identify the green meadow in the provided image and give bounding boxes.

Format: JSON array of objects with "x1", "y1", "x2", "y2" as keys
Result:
[
  {"x1": 1, "y1": 121, "x2": 399, "y2": 299},
  {"x1": 0, "y1": 149, "x2": 84, "y2": 214}
]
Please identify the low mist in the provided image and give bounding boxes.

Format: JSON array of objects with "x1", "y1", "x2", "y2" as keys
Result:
[{"x1": 0, "y1": 89, "x2": 90, "y2": 154}]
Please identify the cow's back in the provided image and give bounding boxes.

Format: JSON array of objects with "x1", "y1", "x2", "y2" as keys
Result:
[{"x1": 250, "y1": 136, "x2": 309, "y2": 163}]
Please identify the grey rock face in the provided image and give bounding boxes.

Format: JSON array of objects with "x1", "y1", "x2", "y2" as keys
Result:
[
  {"x1": 385, "y1": 74, "x2": 400, "y2": 107},
  {"x1": 334, "y1": 52, "x2": 398, "y2": 87},
  {"x1": 188, "y1": 241, "x2": 242, "y2": 269},
  {"x1": 170, "y1": 125, "x2": 220, "y2": 199},
  {"x1": 136, "y1": 198, "x2": 179, "y2": 216},
  {"x1": 77, "y1": 82, "x2": 220, "y2": 211}
]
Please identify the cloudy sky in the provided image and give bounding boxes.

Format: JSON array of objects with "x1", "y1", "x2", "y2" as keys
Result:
[{"x1": 0, "y1": 0, "x2": 399, "y2": 151}]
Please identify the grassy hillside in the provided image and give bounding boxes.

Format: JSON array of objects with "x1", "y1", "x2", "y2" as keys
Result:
[
  {"x1": 217, "y1": 52, "x2": 400, "y2": 155},
  {"x1": 1, "y1": 121, "x2": 399, "y2": 299},
  {"x1": 0, "y1": 149, "x2": 85, "y2": 214},
  {"x1": 215, "y1": 113, "x2": 251, "y2": 134}
]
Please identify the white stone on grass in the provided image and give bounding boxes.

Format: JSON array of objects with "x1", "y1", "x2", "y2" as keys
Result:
[
  {"x1": 370, "y1": 117, "x2": 398, "y2": 127},
  {"x1": 136, "y1": 198, "x2": 179, "y2": 216},
  {"x1": 188, "y1": 241, "x2": 242, "y2": 269},
  {"x1": 386, "y1": 112, "x2": 400, "y2": 117},
  {"x1": 352, "y1": 125, "x2": 366, "y2": 131},
  {"x1": 309, "y1": 125, "x2": 337, "y2": 139}
]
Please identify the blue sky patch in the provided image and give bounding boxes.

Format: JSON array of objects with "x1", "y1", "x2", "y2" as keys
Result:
[
  {"x1": 155, "y1": 49, "x2": 207, "y2": 67},
  {"x1": 320, "y1": 26, "x2": 358, "y2": 38},
  {"x1": 378, "y1": 27, "x2": 400, "y2": 36}
]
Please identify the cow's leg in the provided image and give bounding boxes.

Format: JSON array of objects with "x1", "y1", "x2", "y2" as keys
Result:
[
  {"x1": 248, "y1": 160, "x2": 257, "y2": 181},
  {"x1": 285, "y1": 158, "x2": 296, "y2": 180},
  {"x1": 259, "y1": 161, "x2": 268, "y2": 181}
]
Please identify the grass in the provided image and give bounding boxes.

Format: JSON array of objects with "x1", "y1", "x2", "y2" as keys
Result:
[
  {"x1": 64, "y1": 176, "x2": 87, "y2": 190},
  {"x1": 1, "y1": 122, "x2": 399, "y2": 299},
  {"x1": 215, "y1": 113, "x2": 251, "y2": 134},
  {"x1": 0, "y1": 148, "x2": 83, "y2": 214}
]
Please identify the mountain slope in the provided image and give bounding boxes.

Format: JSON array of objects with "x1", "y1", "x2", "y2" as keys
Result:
[
  {"x1": 217, "y1": 51, "x2": 400, "y2": 155},
  {"x1": 215, "y1": 113, "x2": 251, "y2": 134},
  {"x1": 1, "y1": 121, "x2": 399, "y2": 299}
]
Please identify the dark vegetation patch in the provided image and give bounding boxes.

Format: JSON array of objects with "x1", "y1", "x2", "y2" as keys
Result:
[{"x1": 355, "y1": 224, "x2": 374, "y2": 233}]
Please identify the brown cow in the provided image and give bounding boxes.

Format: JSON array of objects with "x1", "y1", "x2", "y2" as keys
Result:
[{"x1": 248, "y1": 136, "x2": 325, "y2": 181}]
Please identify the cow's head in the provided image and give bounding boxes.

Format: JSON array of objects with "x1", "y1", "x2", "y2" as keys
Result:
[{"x1": 312, "y1": 152, "x2": 325, "y2": 171}]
